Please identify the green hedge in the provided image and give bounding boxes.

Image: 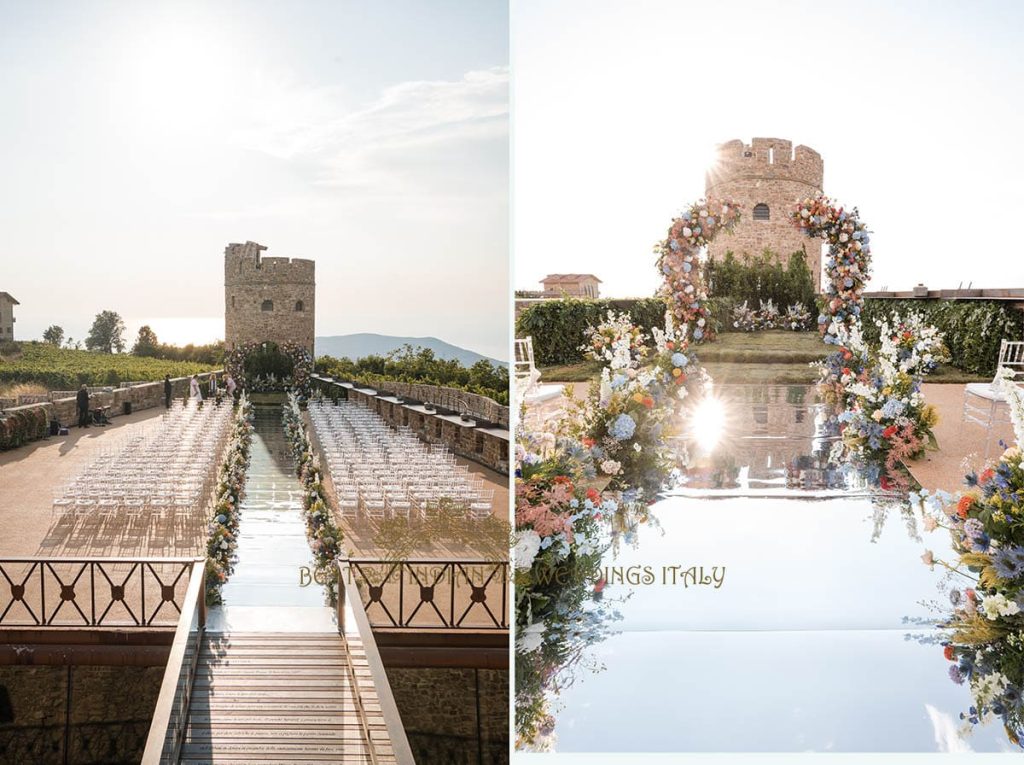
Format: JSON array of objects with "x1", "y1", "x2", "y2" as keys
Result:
[
  {"x1": 0, "y1": 406, "x2": 48, "y2": 451},
  {"x1": 861, "y1": 299, "x2": 1024, "y2": 376},
  {"x1": 516, "y1": 297, "x2": 668, "y2": 366}
]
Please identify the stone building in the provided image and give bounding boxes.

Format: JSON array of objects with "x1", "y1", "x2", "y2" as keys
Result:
[
  {"x1": 539, "y1": 273, "x2": 601, "y2": 298},
  {"x1": 224, "y1": 241, "x2": 315, "y2": 353},
  {"x1": 705, "y1": 137, "x2": 824, "y2": 291},
  {"x1": 0, "y1": 291, "x2": 18, "y2": 340}
]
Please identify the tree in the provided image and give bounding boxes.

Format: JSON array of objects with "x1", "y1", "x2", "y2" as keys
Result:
[
  {"x1": 132, "y1": 325, "x2": 159, "y2": 356},
  {"x1": 85, "y1": 310, "x2": 126, "y2": 354},
  {"x1": 42, "y1": 325, "x2": 64, "y2": 346}
]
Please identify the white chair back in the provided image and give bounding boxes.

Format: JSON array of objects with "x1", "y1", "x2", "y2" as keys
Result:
[{"x1": 998, "y1": 340, "x2": 1024, "y2": 380}]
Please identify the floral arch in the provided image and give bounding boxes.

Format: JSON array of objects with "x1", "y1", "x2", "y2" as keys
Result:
[
  {"x1": 789, "y1": 194, "x2": 872, "y2": 344},
  {"x1": 225, "y1": 340, "x2": 313, "y2": 393},
  {"x1": 654, "y1": 198, "x2": 742, "y2": 342}
]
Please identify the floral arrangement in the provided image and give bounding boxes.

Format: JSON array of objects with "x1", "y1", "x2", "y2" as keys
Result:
[
  {"x1": 204, "y1": 394, "x2": 253, "y2": 604},
  {"x1": 571, "y1": 311, "x2": 708, "y2": 496},
  {"x1": 917, "y1": 380, "x2": 1024, "y2": 746},
  {"x1": 283, "y1": 392, "x2": 343, "y2": 584},
  {"x1": 731, "y1": 299, "x2": 786, "y2": 332},
  {"x1": 654, "y1": 198, "x2": 741, "y2": 343},
  {"x1": 225, "y1": 341, "x2": 313, "y2": 393},
  {"x1": 782, "y1": 302, "x2": 812, "y2": 331},
  {"x1": 790, "y1": 194, "x2": 872, "y2": 345},
  {"x1": 515, "y1": 424, "x2": 622, "y2": 751},
  {"x1": 820, "y1": 311, "x2": 946, "y2": 467}
]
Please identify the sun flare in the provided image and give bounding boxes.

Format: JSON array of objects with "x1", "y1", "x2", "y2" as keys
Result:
[{"x1": 691, "y1": 396, "x2": 727, "y2": 452}]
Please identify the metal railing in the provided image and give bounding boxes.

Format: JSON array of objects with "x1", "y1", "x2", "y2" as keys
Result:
[
  {"x1": 0, "y1": 557, "x2": 198, "y2": 627},
  {"x1": 337, "y1": 560, "x2": 417, "y2": 765},
  {"x1": 141, "y1": 558, "x2": 206, "y2": 764},
  {"x1": 346, "y1": 559, "x2": 508, "y2": 630}
]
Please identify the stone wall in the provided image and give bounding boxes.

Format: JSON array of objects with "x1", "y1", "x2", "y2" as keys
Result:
[
  {"x1": 224, "y1": 241, "x2": 316, "y2": 353},
  {"x1": 705, "y1": 137, "x2": 825, "y2": 290},
  {"x1": 0, "y1": 665, "x2": 162, "y2": 764},
  {"x1": 386, "y1": 667, "x2": 508, "y2": 765},
  {"x1": 0, "y1": 371, "x2": 221, "y2": 451},
  {"x1": 346, "y1": 380, "x2": 510, "y2": 428}
]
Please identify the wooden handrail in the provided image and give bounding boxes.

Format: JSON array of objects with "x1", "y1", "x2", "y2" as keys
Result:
[
  {"x1": 337, "y1": 560, "x2": 417, "y2": 765},
  {"x1": 0, "y1": 556, "x2": 199, "y2": 564},
  {"x1": 140, "y1": 557, "x2": 206, "y2": 765}
]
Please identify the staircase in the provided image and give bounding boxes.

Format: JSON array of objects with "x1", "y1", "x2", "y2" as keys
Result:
[{"x1": 180, "y1": 631, "x2": 398, "y2": 764}]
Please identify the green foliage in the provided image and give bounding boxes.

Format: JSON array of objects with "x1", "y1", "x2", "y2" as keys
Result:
[
  {"x1": 0, "y1": 406, "x2": 48, "y2": 451},
  {"x1": 515, "y1": 297, "x2": 668, "y2": 366},
  {"x1": 0, "y1": 341, "x2": 217, "y2": 390},
  {"x1": 704, "y1": 250, "x2": 817, "y2": 323},
  {"x1": 85, "y1": 310, "x2": 127, "y2": 354},
  {"x1": 315, "y1": 344, "x2": 509, "y2": 405},
  {"x1": 42, "y1": 325, "x2": 64, "y2": 346},
  {"x1": 860, "y1": 299, "x2": 1024, "y2": 376},
  {"x1": 243, "y1": 341, "x2": 295, "y2": 379}
]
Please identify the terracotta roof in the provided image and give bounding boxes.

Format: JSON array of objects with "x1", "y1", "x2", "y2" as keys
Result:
[
  {"x1": 0, "y1": 292, "x2": 18, "y2": 305},
  {"x1": 541, "y1": 274, "x2": 602, "y2": 284}
]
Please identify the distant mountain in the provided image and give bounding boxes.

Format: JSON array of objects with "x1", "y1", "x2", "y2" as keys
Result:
[{"x1": 315, "y1": 334, "x2": 503, "y2": 367}]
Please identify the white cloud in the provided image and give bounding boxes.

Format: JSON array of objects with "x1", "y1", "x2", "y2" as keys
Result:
[
  {"x1": 236, "y1": 67, "x2": 509, "y2": 194},
  {"x1": 925, "y1": 704, "x2": 972, "y2": 753}
]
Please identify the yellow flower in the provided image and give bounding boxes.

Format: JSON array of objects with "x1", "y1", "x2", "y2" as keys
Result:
[
  {"x1": 632, "y1": 392, "x2": 645, "y2": 403},
  {"x1": 672, "y1": 368, "x2": 682, "y2": 377}
]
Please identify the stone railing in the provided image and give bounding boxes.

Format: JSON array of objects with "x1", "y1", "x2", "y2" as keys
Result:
[
  {"x1": 337, "y1": 380, "x2": 509, "y2": 428},
  {"x1": 0, "y1": 371, "x2": 222, "y2": 451}
]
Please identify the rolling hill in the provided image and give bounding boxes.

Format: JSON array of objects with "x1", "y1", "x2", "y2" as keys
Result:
[{"x1": 315, "y1": 334, "x2": 503, "y2": 367}]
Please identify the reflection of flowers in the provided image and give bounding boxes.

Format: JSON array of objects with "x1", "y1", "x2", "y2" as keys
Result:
[
  {"x1": 514, "y1": 530, "x2": 542, "y2": 571},
  {"x1": 517, "y1": 621, "x2": 546, "y2": 654}
]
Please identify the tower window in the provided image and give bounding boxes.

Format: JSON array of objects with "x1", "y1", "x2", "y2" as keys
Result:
[
  {"x1": 295, "y1": 300, "x2": 304, "y2": 312},
  {"x1": 261, "y1": 300, "x2": 274, "y2": 312},
  {"x1": 753, "y1": 203, "x2": 770, "y2": 221},
  {"x1": 231, "y1": 296, "x2": 235, "y2": 308}
]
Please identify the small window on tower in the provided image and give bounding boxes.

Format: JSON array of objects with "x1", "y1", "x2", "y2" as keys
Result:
[
  {"x1": 261, "y1": 300, "x2": 273, "y2": 312},
  {"x1": 295, "y1": 300, "x2": 304, "y2": 312},
  {"x1": 231, "y1": 296, "x2": 235, "y2": 308},
  {"x1": 753, "y1": 203, "x2": 770, "y2": 221}
]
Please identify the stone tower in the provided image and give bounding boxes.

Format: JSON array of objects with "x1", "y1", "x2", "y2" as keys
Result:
[
  {"x1": 704, "y1": 137, "x2": 824, "y2": 291},
  {"x1": 224, "y1": 241, "x2": 315, "y2": 353}
]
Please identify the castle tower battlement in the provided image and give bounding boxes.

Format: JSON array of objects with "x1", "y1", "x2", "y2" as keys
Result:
[
  {"x1": 224, "y1": 241, "x2": 315, "y2": 353},
  {"x1": 704, "y1": 138, "x2": 824, "y2": 290}
]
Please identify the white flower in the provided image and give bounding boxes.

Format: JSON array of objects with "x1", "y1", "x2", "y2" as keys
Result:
[
  {"x1": 633, "y1": 443, "x2": 642, "y2": 452},
  {"x1": 600, "y1": 459, "x2": 622, "y2": 475},
  {"x1": 981, "y1": 593, "x2": 1021, "y2": 620},
  {"x1": 513, "y1": 530, "x2": 542, "y2": 571},
  {"x1": 517, "y1": 621, "x2": 546, "y2": 653}
]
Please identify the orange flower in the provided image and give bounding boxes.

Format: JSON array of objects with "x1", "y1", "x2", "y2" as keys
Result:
[
  {"x1": 957, "y1": 495, "x2": 973, "y2": 518},
  {"x1": 666, "y1": 341, "x2": 675, "y2": 350},
  {"x1": 586, "y1": 488, "x2": 600, "y2": 503},
  {"x1": 979, "y1": 468, "x2": 995, "y2": 484},
  {"x1": 672, "y1": 368, "x2": 682, "y2": 377},
  {"x1": 593, "y1": 578, "x2": 607, "y2": 594},
  {"x1": 943, "y1": 645, "x2": 955, "y2": 661},
  {"x1": 643, "y1": 396, "x2": 654, "y2": 408},
  {"x1": 675, "y1": 375, "x2": 686, "y2": 385}
]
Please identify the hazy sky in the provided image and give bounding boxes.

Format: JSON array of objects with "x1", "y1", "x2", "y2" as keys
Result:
[
  {"x1": 513, "y1": 0, "x2": 1024, "y2": 298},
  {"x1": 1, "y1": 0, "x2": 509, "y2": 360}
]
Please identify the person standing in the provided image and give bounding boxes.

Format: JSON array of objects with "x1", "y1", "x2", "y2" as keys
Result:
[
  {"x1": 76, "y1": 384, "x2": 90, "y2": 428},
  {"x1": 189, "y1": 374, "x2": 203, "y2": 402},
  {"x1": 225, "y1": 374, "x2": 238, "y2": 404},
  {"x1": 208, "y1": 374, "x2": 218, "y2": 398},
  {"x1": 163, "y1": 374, "x2": 173, "y2": 409}
]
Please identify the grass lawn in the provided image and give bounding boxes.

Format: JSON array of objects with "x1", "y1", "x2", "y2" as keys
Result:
[{"x1": 539, "y1": 330, "x2": 989, "y2": 385}]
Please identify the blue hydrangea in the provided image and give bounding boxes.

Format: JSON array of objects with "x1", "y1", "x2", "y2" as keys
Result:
[
  {"x1": 609, "y1": 413, "x2": 636, "y2": 441},
  {"x1": 611, "y1": 373, "x2": 627, "y2": 389},
  {"x1": 880, "y1": 398, "x2": 905, "y2": 419},
  {"x1": 671, "y1": 352, "x2": 688, "y2": 368}
]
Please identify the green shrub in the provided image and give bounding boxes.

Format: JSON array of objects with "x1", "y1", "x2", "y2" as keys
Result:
[
  {"x1": 861, "y1": 299, "x2": 1024, "y2": 376},
  {"x1": 704, "y1": 250, "x2": 817, "y2": 320},
  {"x1": 0, "y1": 406, "x2": 48, "y2": 451},
  {"x1": 515, "y1": 297, "x2": 668, "y2": 366},
  {"x1": 315, "y1": 345, "x2": 509, "y2": 405}
]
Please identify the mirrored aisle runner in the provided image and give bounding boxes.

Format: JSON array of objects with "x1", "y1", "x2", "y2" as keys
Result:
[{"x1": 180, "y1": 405, "x2": 399, "y2": 764}]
